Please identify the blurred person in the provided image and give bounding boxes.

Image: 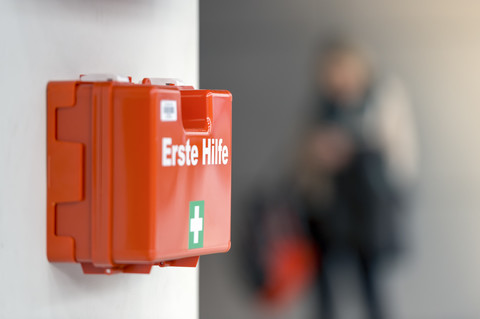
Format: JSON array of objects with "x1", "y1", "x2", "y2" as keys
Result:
[{"x1": 295, "y1": 38, "x2": 418, "y2": 319}]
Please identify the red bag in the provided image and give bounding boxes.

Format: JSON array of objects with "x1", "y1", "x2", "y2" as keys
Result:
[{"x1": 257, "y1": 204, "x2": 319, "y2": 307}]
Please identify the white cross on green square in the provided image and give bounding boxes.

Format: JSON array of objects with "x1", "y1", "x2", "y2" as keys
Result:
[{"x1": 189, "y1": 200, "x2": 204, "y2": 249}]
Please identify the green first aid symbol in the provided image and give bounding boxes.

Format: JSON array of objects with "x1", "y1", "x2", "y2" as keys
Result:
[{"x1": 189, "y1": 200, "x2": 204, "y2": 249}]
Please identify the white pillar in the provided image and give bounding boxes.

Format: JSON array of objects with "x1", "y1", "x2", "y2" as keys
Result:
[{"x1": 0, "y1": 1, "x2": 199, "y2": 318}]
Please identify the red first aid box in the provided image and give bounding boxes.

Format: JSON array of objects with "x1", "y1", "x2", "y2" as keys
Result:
[{"x1": 47, "y1": 76, "x2": 232, "y2": 274}]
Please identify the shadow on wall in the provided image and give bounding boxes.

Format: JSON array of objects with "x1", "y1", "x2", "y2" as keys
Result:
[{"x1": 13, "y1": 0, "x2": 157, "y2": 18}]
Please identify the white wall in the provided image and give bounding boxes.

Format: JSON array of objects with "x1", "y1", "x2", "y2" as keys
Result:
[{"x1": 0, "y1": 1, "x2": 199, "y2": 318}]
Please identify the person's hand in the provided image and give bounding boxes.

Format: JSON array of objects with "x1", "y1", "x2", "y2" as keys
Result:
[{"x1": 307, "y1": 125, "x2": 354, "y2": 174}]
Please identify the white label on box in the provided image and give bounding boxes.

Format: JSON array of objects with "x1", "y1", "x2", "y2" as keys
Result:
[{"x1": 160, "y1": 100, "x2": 177, "y2": 122}]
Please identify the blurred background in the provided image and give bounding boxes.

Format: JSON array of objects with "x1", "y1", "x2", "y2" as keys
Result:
[{"x1": 199, "y1": 1, "x2": 480, "y2": 319}]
